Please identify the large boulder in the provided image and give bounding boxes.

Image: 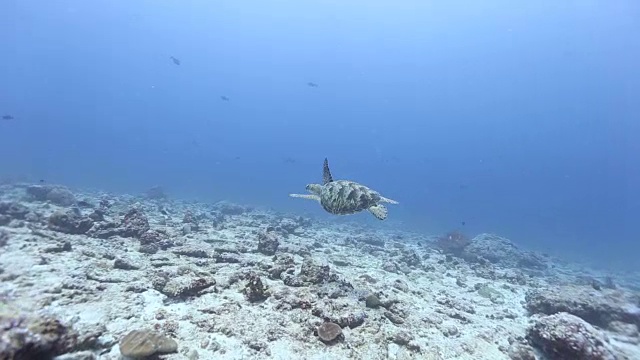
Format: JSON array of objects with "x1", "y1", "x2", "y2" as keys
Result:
[
  {"x1": 525, "y1": 285, "x2": 640, "y2": 329},
  {"x1": 462, "y1": 233, "x2": 547, "y2": 270},
  {"x1": 527, "y1": 312, "x2": 618, "y2": 360}
]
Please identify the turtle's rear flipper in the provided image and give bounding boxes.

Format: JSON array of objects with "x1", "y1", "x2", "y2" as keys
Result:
[
  {"x1": 368, "y1": 205, "x2": 388, "y2": 220},
  {"x1": 323, "y1": 158, "x2": 334, "y2": 185},
  {"x1": 290, "y1": 194, "x2": 321, "y2": 202},
  {"x1": 380, "y1": 196, "x2": 398, "y2": 204}
]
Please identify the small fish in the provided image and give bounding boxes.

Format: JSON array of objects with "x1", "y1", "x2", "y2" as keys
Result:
[
  {"x1": 461, "y1": 221, "x2": 466, "y2": 226},
  {"x1": 169, "y1": 56, "x2": 181, "y2": 65},
  {"x1": 2, "y1": 115, "x2": 14, "y2": 120},
  {"x1": 220, "y1": 96, "x2": 229, "y2": 101},
  {"x1": 307, "y1": 82, "x2": 318, "y2": 87},
  {"x1": 283, "y1": 157, "x2": 296, "y2": 164}
]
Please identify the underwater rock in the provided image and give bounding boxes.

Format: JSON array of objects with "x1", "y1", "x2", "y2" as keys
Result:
[
  {"x1": 527, "y1": 312, "x2": 617, "y2": 360},
  {"x1": 26, "y1": 185, "x2": 77, "y2": 206},
  {"x1": 0, "y1": 309, "x2": 79, "y2": 359},
  {"x1": 435, "y1": 230, "x2": 471, "y2": 256},
  {"x1": 138, "y1": 229, "x2": 173, "y2": 254},
  {"x1": 244, "y1": 273, "x2": 270, "y2": 302},
  {"x1": 119, "y1": 329, "x2": 178, "y2": 358},
  {"x1": 390, "y1": 330, "x2": 415, "y2": 347},
  {"x1": 48, "y1": 210, "x2": 94, "y2": 234},
  {"x1": 212, "y1": 252, "x2": 241, "y2": 264},
  {"x1": 507, "y1": 343, "x2": 537, "y2": 360},
  {"x1": 267, "y1": 254, "x2": 296, "y2": 280},
  {"x1": 476, "y1": 283, "x2": 506, "y2": 304},
  {"x1": 299, "y1": 257, "x2": 332, "y2": 284},
  {"x1": 114, "y1": 258, "x2": 139, "y2": 270},
  {"x1": 365, "y1": 294, "x2": 383, "y2": 309},
  {"x1": 87, "y1": 221, "x2": 121, "y2": 239},
  {"x1": 182, "y1": 210, "x2": 199, "y2": 231},
  {"x1": 213, "y1": 201, "x2": 247, "y2": 216},
  {"x1": 87, "y1": 199, "x2": 110, "y2": 222},
  {"x1": 160, "y1": 275, "x2": 215, "y2": 298},
  {"x1": 316, "y1": 322, "x2": 342, "y2": 343},
  {"x1": 120, "y1": 208, "x2": 150, "y2": 238},
  {"x1": 462, "y1": 233, "x2": 547, "y2": 270},
  {"x1": 0, "y1": 201, "x2": 29, "y2": 225},
  {"x1": 525, "y1": 285, "x2": 640, "y2": 329},
  {"x1": 172, "y1": 246, "x2": 211, "y2": 258},
  {"x1": 384, "y1": 311, "x2": 405, "y2": 325},
  {"x1": 398, "y1": 249, "x2": 422, "y2": 268},
  {"x1": 145, "y1": 185, "x2": 167, "y2": 200},
  {"x1": 347, "y1": 234, "x2": 386, "y2": 248},
  {"x1": 282, "y1": 256, "x2": 335, "y2": 287},
  {"x1": 257, "y1": 228, "x2": 280, "y2": 255},
  {"x1": 210, "y1": 211, "x2": 226, "y2": 229},
  {"x1": 275, "y1": 218, "x2": 300, "y2": 235},
  {"x1": 88, "y1": 208, "x2": 150, "y2": 240},
  {"x1": 88, "y1": 208, "x2": 106, "y2": 222}
]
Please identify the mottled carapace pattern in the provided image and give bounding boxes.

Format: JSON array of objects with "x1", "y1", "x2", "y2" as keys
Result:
[{"x1": 319, "y1": 180, "x2": 382, "y2": 215}]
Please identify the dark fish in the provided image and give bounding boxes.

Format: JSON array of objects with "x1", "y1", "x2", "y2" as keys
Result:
[
  {"x1": 307, "y1": 82, "x2": 318, "y2": 87},
  {"x1": 220, "y1": 96, "x2": 229, "y2": 101},
  {"x1": 283, "y1": 157, "x2": 296, "y2": 164},
  {"x1": 2, "y1": 115, "x2": 14, "y2": 120},
  {"x1": 169, "y1": 56, "x2": 181, "y2": 65},
  {"x1": 39, "y1": 179, "x2": 45, "y2": 183},
  {"x1": 461, "y1": 221, "x2": 466, "y2": 226}
]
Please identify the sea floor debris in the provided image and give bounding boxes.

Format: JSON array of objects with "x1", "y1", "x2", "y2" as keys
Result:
[{"x1": 0, "y1": 182, "x2": 638, "y2": 359}]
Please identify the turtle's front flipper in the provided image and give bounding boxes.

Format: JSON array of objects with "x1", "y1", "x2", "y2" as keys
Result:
[
  {"x1": 379, "y1": 196, "x2": 399, "y2": 204},
  {"x1": 290, "y1": 194, "x2": 321, "y2": 202},
  {"x1": 368, "y1": 205, "x2": 388, "y2": 220}
]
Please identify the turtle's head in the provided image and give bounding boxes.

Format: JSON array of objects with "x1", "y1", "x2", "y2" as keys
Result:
[{"x1": 306, "y1": 183, "x2": 323, "y2": 196}]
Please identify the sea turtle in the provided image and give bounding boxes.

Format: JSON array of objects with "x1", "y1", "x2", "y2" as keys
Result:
[{"x1": 289, "y1": 158, "x2": 398, "y2": 220}]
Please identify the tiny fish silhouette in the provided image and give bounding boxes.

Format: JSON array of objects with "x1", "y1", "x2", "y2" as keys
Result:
[
  {"x1": 2, "y1": 115, "x2": 14, "y2": 120},
  {"x1": 307, "y1": 82, "x2": 318, "y2": 87},
  {"x1": 461, "y1": 221, "x2": 466, "y2": 226},
  {"x1": 220, "y1": 96, "x2": 229, "y2": 101},
  {"x1": 169, "y1": 56, "x2": 181, "y2": 65}
]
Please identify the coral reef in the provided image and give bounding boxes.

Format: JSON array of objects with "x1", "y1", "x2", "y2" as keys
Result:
[
  {"x1": 26, "y1": 185, "x2": 77, "y2": 207},
  {"x1": 48, "y1": 210, "x2": 94, "y2": 234},
  {"x1": 0, "y1": 183, "x2": 637, "y2": 359},
  {"x1": 0, "y1": 309, "x2": 80, "y2": 359},
  {"x1": 435, "y1": 230, "x2": 471, "y2": 256},
  {"x1": 527, "y1": 312, "x2": 617, "y2": 360},
  {"x1": 257, "y1": 228, "x2": 281, "y2": 255}
]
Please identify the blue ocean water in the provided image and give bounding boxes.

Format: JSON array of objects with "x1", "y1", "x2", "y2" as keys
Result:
[{"x1": 1, "y1": 1, "x2": 638, "y2": 269}]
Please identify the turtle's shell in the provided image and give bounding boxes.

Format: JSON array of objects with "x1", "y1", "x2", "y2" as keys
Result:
[{"x1": 319, "y1": 180, "x2": 381, "y2": 215}]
